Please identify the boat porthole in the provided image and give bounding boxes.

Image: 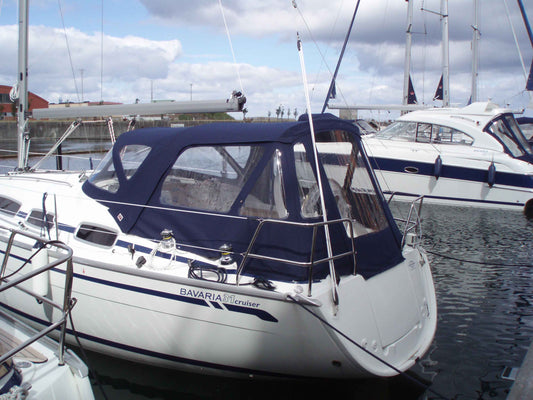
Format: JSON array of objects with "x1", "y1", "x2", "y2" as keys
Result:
[
  {"x1": 331, "y1": 360, "x2": 342, "y2": 368},
  {"x1": 404, "y1": 166, "x2": 419, "y2": 174}
]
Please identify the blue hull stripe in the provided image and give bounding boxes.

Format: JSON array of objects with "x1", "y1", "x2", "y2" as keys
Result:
[
  {"x1": 0, "y1": 301, "x2": 295, "y2": 379},
  {"x1": 369, "y1": 156, "x2": 533, "y2": 189},
  {"x1": 0, "y1": 248, "x2": 277, "y2": 322}
]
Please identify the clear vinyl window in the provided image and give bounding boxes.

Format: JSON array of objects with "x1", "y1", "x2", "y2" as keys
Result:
[
  {"x1": 295, "y1": 131, "x2": 389, "y2": 237},
  {"x1": 239, "y1": 149, "x2": 288, "y2": 219},
  {"x1": 160, "y1": 145, "x2": 265, "y2": 213}
]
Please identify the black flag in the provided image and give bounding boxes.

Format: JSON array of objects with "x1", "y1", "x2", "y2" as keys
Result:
[
  {"x1": 433, "y1": 75, "x2": 443, "y2": 100},
  {"x1": 408, "y1": 75, "x2": 418, "y2": 104},
  {"x1": 329, "y1": 80, "x2": 337, "y2": 100},
  {"x1": 527, "y1": 60, "x2": 533, "y2": 91}
]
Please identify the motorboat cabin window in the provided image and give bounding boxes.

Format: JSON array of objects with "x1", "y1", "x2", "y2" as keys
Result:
[
  {"x1": 416, "y1": 123, "x2": 432, "y2": 143},
  {"x1": 160, "y1": 145, "x2": 265, "y2": 213},
  {"x1": 76, "y1": 224, "x2": 117, "y2": 247},
  {"x1": 377, "y1": 121, "x2": 418, "y2": 141},
  {"x1": 239, "y1": 149, "x2": 288, "y2": 219},
  {"x1": 26, "y1": 210, "x2": 54, "y2": 230},
  {"x1": 296, "y1": 131, "x2": 389, "y2": 236},
  {"x1": 487, "y1": 117, "x2": 527, "y2": 158},
  {"x1": 0, "y1": 196, "x2": 21, "y2": 217},
  {"x1": 378, "y1": 121, "x2": 473, "y2": 145},
  {"x1": 433, "y1": 125, "x2": 474, "y2": 145}
]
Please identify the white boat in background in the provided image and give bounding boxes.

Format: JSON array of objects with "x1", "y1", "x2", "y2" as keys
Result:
[
  {"x1": 361, "y1": 102, "x2": 533, "y2": 216},
  {"x1": 0, "y1": 228, "x2": 94, "y2": 400}
]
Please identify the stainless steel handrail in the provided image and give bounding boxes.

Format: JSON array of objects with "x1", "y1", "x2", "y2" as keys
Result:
[
  {"x1": 0, "y1": 226, "x2": 75, "y2": 366},
  {"x1": 391, "y1": 195, "x2": 424, "y2": 248},
  {"x1": 236, "y1": 218, "x2": 357, "y2": 297}
]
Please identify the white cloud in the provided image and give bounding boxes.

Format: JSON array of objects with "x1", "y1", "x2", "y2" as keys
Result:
[{"x1": 1, "y1": 0, "x2": 531, "y2": 118}]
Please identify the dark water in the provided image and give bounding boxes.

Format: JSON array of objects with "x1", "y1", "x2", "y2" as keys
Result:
[
  {"x1": 77, "y1": 204, "x2": 532, "y2": 400},
  {"x1": 2, "y1": 147, "x2": 532, "y2": 399}
]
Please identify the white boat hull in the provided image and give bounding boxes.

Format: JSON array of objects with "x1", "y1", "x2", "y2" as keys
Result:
[
  {"x1": 363, "y1": 138, "x2": 533, "y2": 211},
  {"x1": 0, "y1": 244, "x2": 435, "y2": 378},
  {"x1": 0, "y1": 170, "x2": 436, "y2": 378}
]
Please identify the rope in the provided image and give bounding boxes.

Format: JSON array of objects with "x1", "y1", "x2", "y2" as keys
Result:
[
  {"x1": 0, "y1": 385, "x2": 28, "y2": 400},
  {"x1": 68, "y1": 312, "x2": 109, "y2": 400},
  {"x1": 287, "y1": 294, "x2": 450, "y2": 400},
  {"x1": 426, "y1": 249, "x2": 533, "y2": 268},
  {"x1": 218, "y1": 0, "x2": 244, "y2": 95}
]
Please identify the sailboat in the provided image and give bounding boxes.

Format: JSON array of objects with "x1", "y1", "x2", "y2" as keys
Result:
[{"x1": 0, "y1": 0, "x2": 437, "y2": 379}]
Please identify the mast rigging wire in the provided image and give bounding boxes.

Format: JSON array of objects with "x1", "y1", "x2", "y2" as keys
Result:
[
  {"x1": 218, "y1": 0, "x2": 244, "y2": 96},
  {"x1": 57, "y1": 0, "x2": 80, "y2": 102}
]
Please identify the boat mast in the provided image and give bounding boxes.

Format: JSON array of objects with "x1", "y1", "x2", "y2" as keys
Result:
[
  {"x1": 516, "y1": 0, "x2": 533, "y2": 91},
  {"x1": 16, "y1": 0, "x2": 29, "y2": 170},
  {"x1": 402, "y1": 0, "x2": 414, "y2": 106},
  {"x1": 441, "y1": 0, "x2": 450, "y2": 106},
  {"x1": 321, "y1": 0, "x2": 361, "y2": 113},
  {"x1": 471, "y1": 0, "x2": 479, "y2": 103}
]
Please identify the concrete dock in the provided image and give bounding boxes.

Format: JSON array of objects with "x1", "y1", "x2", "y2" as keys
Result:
[{"x1": 507, "y1": 340, "x2": 533, "y2": 399}]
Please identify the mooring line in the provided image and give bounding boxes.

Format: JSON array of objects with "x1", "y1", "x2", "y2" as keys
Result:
[{"x1": 287, "y1": 294, "x2": 450, "y2": 400}]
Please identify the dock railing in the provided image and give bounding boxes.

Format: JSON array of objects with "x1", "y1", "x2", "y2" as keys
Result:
[{"x1": 0, "y1": 226, "x2": 75, "y2": 366}]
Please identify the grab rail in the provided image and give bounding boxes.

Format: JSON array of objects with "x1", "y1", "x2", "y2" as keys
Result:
[
  {"x1": 388, "y1": 195, "x2": 424, "y2": 248},
  {"x1": 236, "y1": 218, "x2": 357, "y2": 298},
  {"x1": 0, "y1": 226, "x2": 75, "y2": 366}
]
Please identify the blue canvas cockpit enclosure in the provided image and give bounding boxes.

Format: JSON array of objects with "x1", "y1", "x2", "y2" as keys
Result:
[{"x1": 82, "y1": 114, "x2": 404, "y2": 281}]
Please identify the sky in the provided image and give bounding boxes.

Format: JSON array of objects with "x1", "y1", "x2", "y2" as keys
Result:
[{"x1": 0, "y1": 0, "x2": 532, "y2": 120}]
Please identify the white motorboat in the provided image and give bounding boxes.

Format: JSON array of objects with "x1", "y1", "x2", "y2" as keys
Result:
[
  {"x1": 361, "y1": 102, "x2": 533, "y2": 216},
  {"x1": 0, "y1": 112, "x2": 437, "y2": 379},
  {"x1": 0, "y1": 228, "x2": 94, "y2": 399}
]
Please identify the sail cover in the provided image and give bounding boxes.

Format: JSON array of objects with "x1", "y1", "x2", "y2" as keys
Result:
[{"x1": 83, "y1": 114, "x2": 404, "y2": 281}]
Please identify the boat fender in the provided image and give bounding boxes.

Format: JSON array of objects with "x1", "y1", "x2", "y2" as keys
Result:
[
  {"x1": 524, "y1": 199, "x2": 533, "y2": 219},
  {"x1": 135, "y1": 256, "x2": 146, "y2": 269},
  {"x1": 31, "y1": 242, "x2": 49, "y2": 298},
  {"x1": 433, "y1": 155, "x2": 442, "y2": 180},
  {"x1": 487, "y1": 162, "x2": 496, "y2": 187}
]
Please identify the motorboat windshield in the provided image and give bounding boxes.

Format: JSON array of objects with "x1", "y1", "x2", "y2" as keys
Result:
[{"x1": 486, "y1": 114, "x2": 533, "y2": 161}]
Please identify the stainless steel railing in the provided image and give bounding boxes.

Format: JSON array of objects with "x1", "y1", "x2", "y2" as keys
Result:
[
  {"x1": 0, "y1": 226, "x2": 75, "y2": 366},
  {"x1": 236, "y1": 218, "x2": 357, "y2": 297},
  {"x1": 387, "y1": 194, "x2": 425, "y2": 248}
]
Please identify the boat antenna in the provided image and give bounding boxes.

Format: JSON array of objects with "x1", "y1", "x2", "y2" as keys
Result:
[
  {"x1": 296, "y1": 33, "x2": 339, "y2": 309},
  {"x1": 321, "y1": 0, "x2": 361, "y2": 113}
]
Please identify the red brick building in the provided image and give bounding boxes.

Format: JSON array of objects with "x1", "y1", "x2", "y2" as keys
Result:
[{"x1": 0, "y1": 85, "x2": 48, "y2": 119}]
